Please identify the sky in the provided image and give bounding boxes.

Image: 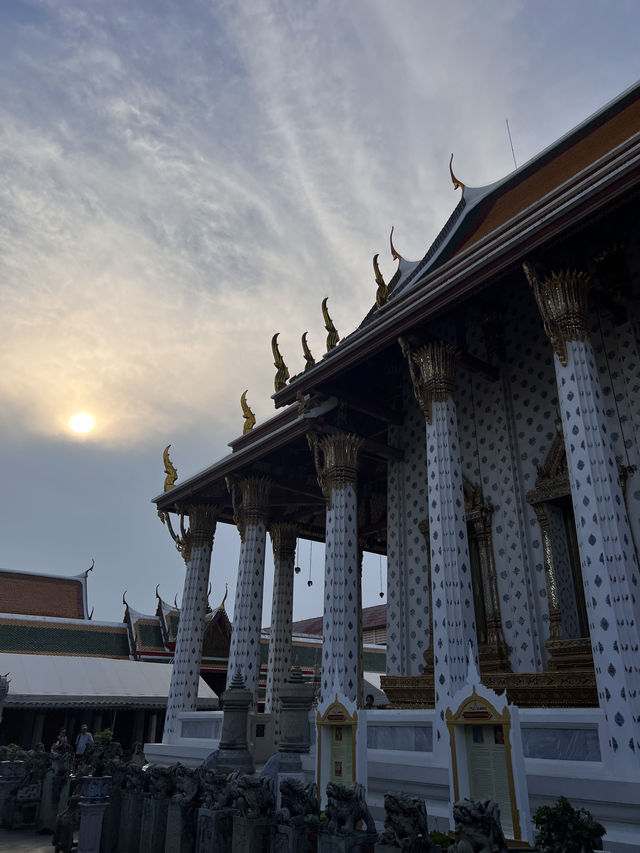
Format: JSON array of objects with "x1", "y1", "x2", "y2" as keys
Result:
[{"x1": 1, "y1": 0, "x2": 639, "y2": 627}]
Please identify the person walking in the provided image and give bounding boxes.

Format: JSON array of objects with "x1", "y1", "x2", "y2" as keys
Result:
[{"x1": 74, "y1": 724, "x2": 93, "y2": 768}]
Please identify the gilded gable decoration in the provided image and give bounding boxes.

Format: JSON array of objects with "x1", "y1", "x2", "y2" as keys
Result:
[
  {"x1": 240, "y1": 390, "x2": 256, "y2": 434},
  {"x1": 322, "y1": 298, "x2": 340, "y2": 351},
  {"x1": 163, "y1": 445, "x2": 178, "y2": 492},
  {"x1": 272, "y1": 333, "x2": 290, "y2": 392}
]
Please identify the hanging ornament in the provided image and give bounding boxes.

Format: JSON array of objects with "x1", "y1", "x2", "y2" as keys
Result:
[
  {"x1": 307, "y1": 540, "x2": 313, "y2": 587},
  {"x1": 294, "y1": 537, "x2": 301, "y2": 574},
  {"x1": 379, "y1": 554, "x2": 384, "y2": 599}
]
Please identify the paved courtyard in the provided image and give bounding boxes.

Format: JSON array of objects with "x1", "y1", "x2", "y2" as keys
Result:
[{"x1": 0, "y1": 826, "x2": 55, "y2": 852}]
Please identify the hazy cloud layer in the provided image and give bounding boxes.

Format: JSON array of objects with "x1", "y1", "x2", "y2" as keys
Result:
[{"x1": 1, "y1": 0, "x2": 638, "y2": 619}]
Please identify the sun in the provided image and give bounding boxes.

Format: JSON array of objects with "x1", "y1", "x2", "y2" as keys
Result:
[{"x1": 69, "y1": 412, "x2": 95, "y2": 434}]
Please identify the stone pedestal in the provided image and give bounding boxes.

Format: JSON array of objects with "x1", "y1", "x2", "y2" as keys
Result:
[
  {"x1": 165, "y1": 800, "x2": 198, "y2": 853},
  {"x1": 0, "y1": 760, "x2": 25, "y2": 823},
  {"x1": 318, "y1": 828, "x2": 378, "y2": 853},
  {"x1": 232, "y1": 814, "x2": 274, "y2": 853},
  {"x1": 196, "y1": 807, "x2": 236, "y2": 853},
  {"x1": 77, "y1": 776, "x2": 110, "y2": 853},
  {"x1": 37, "y1": 770, "x2": 70, "y2": 833},
  {"x1": 99, "y1": 780, "x2": 122, "y2": 853},
  {"x1": 205, "y1": 672, "x2": 254, "y2": 775},
  {"x1": 4, "y1": 780, "x2": 41, "y2": 828},
  {"x1": 139, "y1": 794, "x2": 170, "y2": 853},
  {"x1": 274, "y1": 822, "x2": 318, "y2": 853},
  {"x1": 118, "y1": 790, "x2": 144, "y2": 853}
]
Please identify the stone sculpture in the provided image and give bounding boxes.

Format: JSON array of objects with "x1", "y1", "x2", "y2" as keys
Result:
[
  {"x1": 231, "y1": 773, "x2": 275, "y2": 818},
  {"x1": 195, "y1": 769, "x2": 238, "y2": 853},
  {"x1": 198, "y1": 766, "x2": 235, "y2": 810},
  {"x1": 278, "y1": 778, "x2": 320, "y2": 824},
  {"x1": 324, "y1": 781, "x2": 377, "y2": 835},
  {"x1": 52, "y1": 790, "x2": 81, "y2": 853},
  {"x1": 448, "y1": 799, "x2": 508, "y2": 853},
  {"x1": 377, "y1": 791, "x2": 437, "y2": 852}
]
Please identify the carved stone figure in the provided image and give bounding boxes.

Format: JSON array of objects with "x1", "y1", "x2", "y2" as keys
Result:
[
  {"x1": 378, "y1": 791, "x2": 437, "y2": 852},
  {"x1": 171, "y1": 764, "x2": 201, "y2": 805},
  {"x1": 145, "y1": 764, "x2": 174, "y2": 799},
  {"x1": 230, "y1": 773, "x2": 275, "y2": 818},
  {"x1": 449, "y1": 799, "x2": 508, "y2": 853},
  {"x1": 278, "y1": 778, "x2": 319, "y2": 824},
  {"x1": 52, "y1": 791, "x2": 81, "y2": 853},
  {"x1": 198, "y1": 767, "x2": 235, "y2": 810},
  {"x1": 128, "y1": 742, "x2": 147, "y2": 767},
  {"x1": 324, "y1": 782, "x2": 376, "y2": 835},
  {"x1": 121, "y1": 762, "x2": 143, "y2": 793}
]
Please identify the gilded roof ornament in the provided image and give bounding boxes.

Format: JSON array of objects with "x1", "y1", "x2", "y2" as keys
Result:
[
  {"x1": 302, "y1": 332, "x2": 316, "y2": 371},
  {"x1": 122, "y1": 590, "x2": 128, "y2": 607},
  {"x1": 83, "y1": 558, "x2": 94, "y2": 578},
  {"x1": 155, "y1": 584, "x2": 161, "y2": 601},
  {"x1": 217, "y1": 584, "x2": 229, "y2": 611},
  {"x1": 322, "y1": 297, "x2": 340, "y2": 351},
  {"x1": 240, "y1": 390, "x2": 256, "y2": 434},
  {"x1": 390, "y1": 226, "x2": 403, "y2": 262},
  {"x1": 449, "y1": 153, "x2": 465, "y2": 195},
  {"x1": 272, "y1": 333, "x2": 290, "y2": 392},
  {"x1": 163, "y1": 445, "x2": 178, "y2": 492},
  {"x1": 373, "y1": 253, "x2": 389, "y2": 309}
]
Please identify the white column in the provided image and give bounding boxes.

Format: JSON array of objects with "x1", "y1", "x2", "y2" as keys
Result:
[
  {"x1": 310, "y1": 432, "x2": 363, "y2": 709},
  {"x1": 161, "y1": 505, "x2": 218, "y2": 744},
  {"x1": 402, "y1": 341, "x2": 478, "y2": 714},
  {"x1": 226, "y1": 477, "x2": 272, "y2": 699},
  {"x1": 527, "y1": 265, "x2": 640, "y2": 770},
  {"x1": 264, "y1": 522, "x2": 298, "y2": 743}
]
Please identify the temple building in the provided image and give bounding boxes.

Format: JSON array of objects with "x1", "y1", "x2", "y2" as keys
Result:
[
  {"x1": 151, "y1": 81, "x2": 640, "y2": 850},
  {"x1": 0, "y1": 566, "x2": 385, "y2": 748}
]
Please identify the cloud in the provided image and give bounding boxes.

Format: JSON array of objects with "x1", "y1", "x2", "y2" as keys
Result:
[{"x1": 1, "y1": 0, "x2": 639, "y2": 452}]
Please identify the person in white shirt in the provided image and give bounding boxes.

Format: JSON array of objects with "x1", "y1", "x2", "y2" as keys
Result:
[{"x1": 75, "y1": 724, "x2": 94, "y2": 761}]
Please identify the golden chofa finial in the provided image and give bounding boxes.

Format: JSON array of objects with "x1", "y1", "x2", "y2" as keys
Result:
[
  {"x1": 272, "y1": 333, "x2": 290, "y2": 392},
  {"x1": 373, "y1": 254, "x2": 389, "y2": 309},
  {"x1": 302, "y1": 332, "x2": 315, "y2": 371},
  {"x1": 390, "y1": 226, "x2": 403, "y2": 262},
  {"x1": 322, "y1": 297, "x2": 339, "y2": 351},
  {"x1": 217, "y1": 583, "x2": 228, "y2": 611},
  {"x1": 240, "y1": 390, "x2": 256, "y2": 434},
  {"x1": 163, "y1": 445, "x2": 178, "y2": 492},
  {"x1": 449, "y1": 153, "x2": 465, "y2": 195}
]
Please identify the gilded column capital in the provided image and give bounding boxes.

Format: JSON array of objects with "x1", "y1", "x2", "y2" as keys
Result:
[
  {"x1": 523, "y1": 263, "x2": 590, "y2": 366},
  {"x1": 307, "y1": 431, "x2": 363, "y2": 508},
  {"x1": 399, "y1": 338, "x2": 457, "y2": 423},
  {"x1": 158, "y1": 503, "x2": 219, "y2": 564},
  {"x1": 226, "y1": 476, "x2": 271, "y2": 541},
  {"x1": 269, "y1": 522, "x2": 298, "y2": 562},
  {"x1": 188, "y1": 504, "x2": 220, "y2": 548}
]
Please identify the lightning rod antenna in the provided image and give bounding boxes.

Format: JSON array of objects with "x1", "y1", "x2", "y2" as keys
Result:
[{"x1": 506, "y1": 119, "x2": 517, "y2": 170}]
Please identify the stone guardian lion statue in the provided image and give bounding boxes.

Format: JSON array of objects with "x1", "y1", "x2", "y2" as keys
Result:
[{"x1": 449, "y1": 799, "x2": 508, "y2": 853}]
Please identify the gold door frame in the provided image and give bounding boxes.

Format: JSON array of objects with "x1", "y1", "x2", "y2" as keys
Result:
[{"x1": 446, "y1": 687, "x2": 521, "y2": 841}]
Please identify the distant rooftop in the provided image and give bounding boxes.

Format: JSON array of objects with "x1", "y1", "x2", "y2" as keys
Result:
[
  {"x1": 0, "y1": 568, "x2": 89, "y2": 620},
  {"x1": 291, "y1": 603, "x2": 387, "y2": 637}
]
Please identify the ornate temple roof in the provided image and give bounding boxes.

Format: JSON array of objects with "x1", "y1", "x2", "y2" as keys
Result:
[
  {"x1": 0, "y1": 567, "x2": 91, "y2": 620},
  {"x1": 266, "y1": 80, "x2": 640, "y2": 409},
  {"x1": 0, "y1": 614, "x2": 130, "y2": 658},
  {"x1": 290, "y1": 603, "x2": 387, "y2": 637},
  {"x1": 2, "y1": 652, "x2": 218, "y2": 709}
]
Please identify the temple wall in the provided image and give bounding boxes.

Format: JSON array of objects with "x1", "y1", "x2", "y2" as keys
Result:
[
  {"x1": 456, "y1": 362, "x2": 542, "y2": 672},
  {"x1": 386, "y1": 379, "x2": 431, "y2": 676},
  {"x1": 385, "y1": 239, "x2": 640, "y2": 679}
]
